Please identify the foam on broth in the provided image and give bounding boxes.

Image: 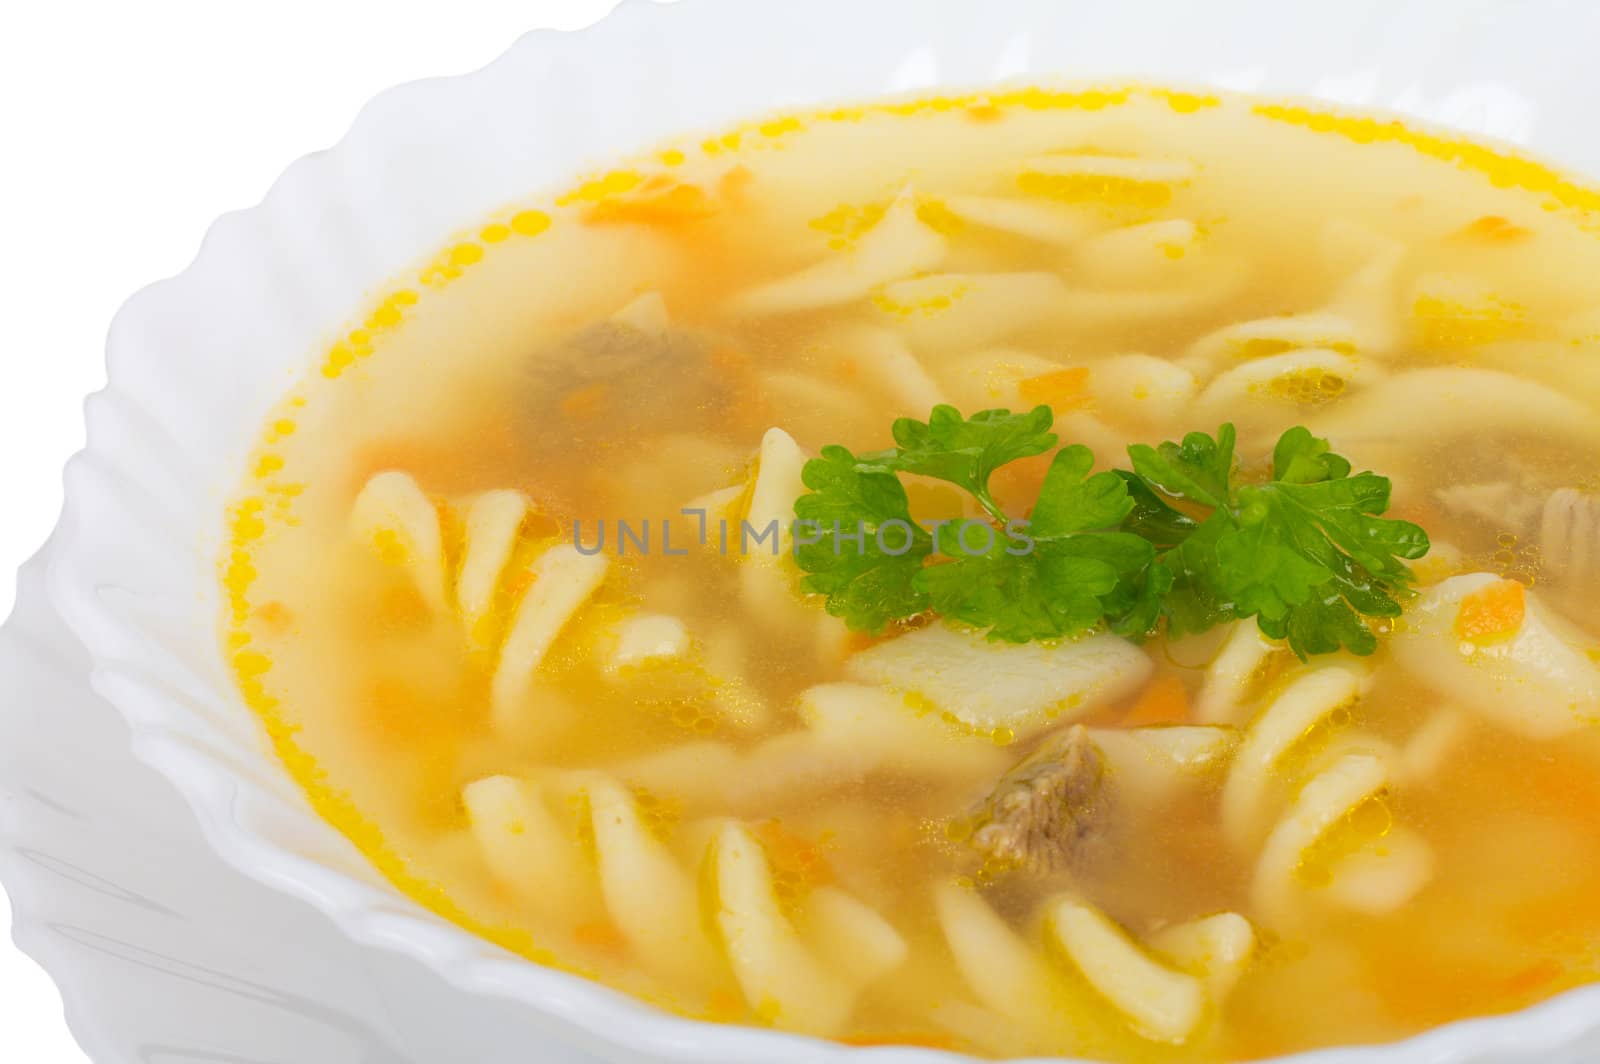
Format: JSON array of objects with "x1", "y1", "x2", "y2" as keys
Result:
[{"x1": 224, "y1": 85, "x2": 1600, "y2": 1061}]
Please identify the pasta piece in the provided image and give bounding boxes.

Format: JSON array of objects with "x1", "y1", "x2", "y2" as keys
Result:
[
  {"x1": 1323, "y1": 240, "x2": 1404, "y2": 356},
  {"x1": 456, "y1": 489, "x2": 531, "y2": 646},
  {"x1": 700, "y1": 625, "x2": 772, "y2": 731},
  {"x1": 582, "y1": 777, "x2": 720, "y2": 983},
  {"x1": 1089, "y1": 725, "x2": 1239, "y2": 805},
  {"x1": 731, "y1": 191, "x2": 946, "y2": 314},
  {"x1": 798, "y1": 683, "x2": 1010, "y2": 780},
  {"x1": 349, "y1": 471, "x2": 448, "y2": 611},
  {"x1": 935, "y1": 347, "x2": 1063, "y2": 409},
  {"x1": 942, "y1": 193, "x2": 1097, "y2": 247},
  {"x1": 796, "y1": 886, "x2": 909, "y2": 991},
  {"x1": 1073, "y1": 219, "x2": 1200, "y2": 287},
  {"x1": 1221, "y1": 664, "x2": 1369, "y2": 851},
  {"x1": 742, "y1": 426, "x2": 808, "y2": 545},
  {"x1": 1053, "y1": 258, "x2": 1249, "y2": 329},
  {"x1": 1043, "y1": 896, "x2": 1207, "y2": 1044},
  {"x1": 1397, "y1": 709, "x2": 1471, "y2": 784},
  {"x1": 1184, "y1": 235, "x2": 1401, "y2": 374},
  {"x1": 610, "y1": 741, "x2": 743, "y2": 805},
  {"x1": 933, "y1": 881, "x2": 1085, "y2": 1038},
  {"x1": 1185, "y1": 311, "x2": 1363, "y2": 372},
  {"x1": 1250, "y1": 752, "x2": 1393, "y2": 926},
  {"x1": 607, "y1": 613, "x2": 691, "y2": 671},
  {"x1": 705, "y1": 822, "x2": 855, "y2": 1034},
  {"x1": 824, "y1": 325, "x2": 948, "y2": 414},
  {"x1": 1316, "y1": 368, "x2": 1600, "y2": 447},
  {"x1": 1019, "y1": 152, "x2": 1199, "y2": 187},
  {"x1": 845, "y1": 624, "x2": 1153, "y2": 740},
  {"x1": 1410, "y1": 272, "x2": 1528, "y2": 349},
  {"x1": 1322, "y1": 826, "x2": 1435, "y2": 916},
  {"x1": 611, "y1": 289, "x2": 670, "y2": 334},
  {"x1": 492, "y1": 545, "x2": 610, "y2": 718},
  {"x1": 872, "y1": 271, "x2": 1070, "y2": 357},
  {"x1": 756, "y1": 372, "x2": 873, "y2": 444},
  {"x1": 462, "y1": 775, "x2": 598, "y2": 925},
  {"x1": 1392, "y1": 573, "x2": 1600, "y2": 739},
  {"x1": 1194, "y1": 619, "x2": 1283, "y2": 726},
  {"x1": 1087, "y1": 354, "x2": 1199, "y2": 427},
  {"x1": 1146, "y1": 913, "x2": 1257, "y2": 998},
  {"x1": 1195, "y1": 349, "x2": 1366, "y2": 420}
]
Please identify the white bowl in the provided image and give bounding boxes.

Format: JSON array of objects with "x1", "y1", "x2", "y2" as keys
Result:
[{"x1": 38, "y1": 0, "x2": 1600, "y2": 1060}]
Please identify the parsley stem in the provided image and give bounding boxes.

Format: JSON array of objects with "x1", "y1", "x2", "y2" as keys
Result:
[{"x1": 971, "y1": 488, "x2": 1010, "y2": 527}]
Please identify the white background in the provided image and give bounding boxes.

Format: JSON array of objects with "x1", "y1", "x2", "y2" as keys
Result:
[{"x1": 0, "y1": 2, "x2": 631, "y2": 1059}]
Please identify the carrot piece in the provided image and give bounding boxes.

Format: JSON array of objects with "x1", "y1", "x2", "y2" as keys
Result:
[
  {"x1": 253, "y1": 600, "x2": 294, "y2": 633},
  {"x1": 1456, "y1": 215, "x2": 1533, "y2": 244},
  {"x1": 753, "y1": 819, "x2": 834, "y2": 888},
  {"x1": 1500, "y1": 958, "x2": 1564, "y2": 999},
  {"x1": 1121, "y1": 674, "x2": 1191, "y2": 727},
  {"x1": 1454, "y1": 578, "x2": 1526, "y2": 643},
  {"x1": 705, "y1": 988, "x2": 747, "y2": 1021},
  {"x1": 717, "y1": 164, "x2": 754, "y2": 204},
  {"x1": 573, "y1": 920, "x2": 628, "y2": 954},
  {"x1": 584, "y1": 182, "x2": 717, "y2": 227},
  {"x1": 1018, "y1": 366, "x2": 1092, "y2": 411}
]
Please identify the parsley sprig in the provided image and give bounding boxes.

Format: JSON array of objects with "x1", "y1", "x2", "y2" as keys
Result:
[{"x1": 794, "y1": 406, "x2": 1430, "y2": 659}]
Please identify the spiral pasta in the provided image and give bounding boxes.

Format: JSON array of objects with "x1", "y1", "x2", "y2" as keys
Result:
[
  {"x1": 464, "y1": 771, "x2": 905, "y2": 1035},
  {"x1": 1194, "y1": 619, "x2": 1284, "y2": 726},
  {"x1": 349, "y1": 471, "x2": 609, "y2": 728},
  {"x1": 1393, "y1": 573, "x2": 1600, "y2": 739},
  {"x1": 1249, "y1": 751, "x2": 1433, "y2": 927},
  {"x1": 934, "y1": 880, "x2": 1255, "y2": 1051},
  {"x1": 1221, "y1": 664, "x2": 1370, "y2": 851},
  {"x1": 731, "y1": 189, "x2": 946, "y2": 314}
]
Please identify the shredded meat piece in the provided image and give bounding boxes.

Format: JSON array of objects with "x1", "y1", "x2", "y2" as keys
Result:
[
  {"x1": 966, "y1": 724, "x2": 1113, "y2": 876},
  {"x1": 1542, "y1": 488, "x2": 1600, "y2": 594},
  {"x1": 1436, "y1": 482, "x2": 1542, "y2": 533},
  {"x1": 523, "y1": 319, "x2": 730, "y2": 452}
]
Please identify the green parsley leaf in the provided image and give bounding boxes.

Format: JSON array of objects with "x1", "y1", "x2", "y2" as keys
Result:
[
  {"x1": 914, "y1": 446, "x2": 1153, "y2": 643},
  {"x1": 1130, "y1": 423, "x2": 1429, "y2": 659},
  {"x1": 878, "y1": 404, "x2": 1057, "y2": 523},
  {"x1": 791, "y1": 406, "x2": 1429, "y2": 660},
  {"x1": 793, "y1": 444, "x2": 932, "y2": 634},
  {"x1": 1127, "y1": 424, "x2": 1236, "y2": 508}
]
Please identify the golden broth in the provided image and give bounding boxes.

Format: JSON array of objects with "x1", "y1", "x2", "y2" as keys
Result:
[{"x1": 224, "y1": 85, "x2": 1600, "y2": 1061}]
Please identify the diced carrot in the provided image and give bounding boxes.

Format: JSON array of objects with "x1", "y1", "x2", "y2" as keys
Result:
[
  {"x1": 718, "y1": 164, "x2": 754, "y2": 204},
  {"x1": 1121, "y1": 674, "x2": 1191, "y2": 726},
  {"x1": 990, "y1": 450, "x2": 1058, "y2": 513},
  {"x1": 1454, "y1": 578, "x2": 1526, "y2": 643},
  {"x1": 705, "y1": 988, "x2": 747, "y2": 1021},
  {"x1": 1499, "y1": 958, "x2": 1564, "y2": 999},
  {"x1": 573, "y1": 920, "x2": 628, "y2": 954},
  {"x1": 254, "y1": 600, "x2": 294, "y2": 633},
  {"x1": 1456, "y1": 215, "x2": 1533, "y2": 244},
  {"x1": 584, "y1": 182, "x2": 717, "y2": 227},
  {"x1": 754, "y1": 819, "x2": 834, "y2": 888},
  {"x1": 1018, "y1": 366, "x2": 1092, "y2": 411}
]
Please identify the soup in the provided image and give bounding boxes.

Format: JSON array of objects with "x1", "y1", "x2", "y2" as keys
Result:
[{"x1": 222, "y1": 85, "x2": 1600, "y2": 1061}]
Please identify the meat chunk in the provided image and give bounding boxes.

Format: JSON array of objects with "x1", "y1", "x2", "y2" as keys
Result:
[
  {"x1": 522, "y1": 315, "x2": 732, "y2": 455},
  {"x1": 966, "y1": 724, "x2": 1113, "y2": 876},
  {"x1": 1542, "y1": 488, "x2": 1600, "y2": 593}
]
